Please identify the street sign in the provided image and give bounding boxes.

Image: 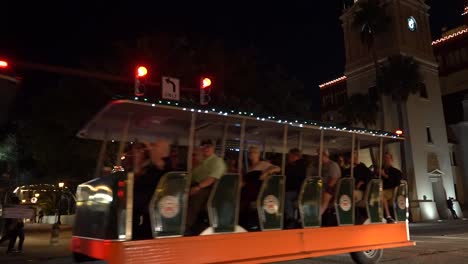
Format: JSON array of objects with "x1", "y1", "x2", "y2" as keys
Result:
[
  {"x1": 162, "y1": 76, "x2": 180, "y2": 101},
  {"x1": 3, "y1": 206, "x2": 34, "y2": 219}
]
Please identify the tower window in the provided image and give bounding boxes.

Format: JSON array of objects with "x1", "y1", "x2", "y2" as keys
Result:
[
  {"x1": 426, "y1": 127, "x2": 433, "y2": 144},
  {"x1": 419, "y1": 82, "x2": 428, "y2": 99},
  {"x1": 368, "y1": 86, "x2": 378, "y2": 101},
  {"x1": 450, "y1": 151, "x2": 458, "y2": 166},
  {"x1": 461, "y1": 48, "x2": 468, "y2": 62}
]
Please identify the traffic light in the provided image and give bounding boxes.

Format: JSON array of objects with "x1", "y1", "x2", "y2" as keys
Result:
[
  {"x1": 0, "y1": 60, "x2": 8, "y2": 68},
  {"x1": 134, "y1": 66, "x2": 148, "y2": 96},
  {"x1": 200, "y1": 77, "x2": 212, "y2": 105},
  {"x1": 0, "y1": 59, "x2": 15, "y2": 77}
]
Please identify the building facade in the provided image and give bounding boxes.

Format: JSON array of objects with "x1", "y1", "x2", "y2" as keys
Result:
[
  {"x1": 320, "y1": 0, "x2": 465, "y2": 221},
  {"x1": 433, "y1": 2, "x2": 468, "y2": 211}
]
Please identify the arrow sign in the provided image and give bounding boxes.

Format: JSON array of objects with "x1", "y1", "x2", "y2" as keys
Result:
[
  {"x1": 165, "y1": 78, "x2": 176, "y2": 93},
  {"x1": 162, "y1": 76, "x2": 180, "y2": 101}
]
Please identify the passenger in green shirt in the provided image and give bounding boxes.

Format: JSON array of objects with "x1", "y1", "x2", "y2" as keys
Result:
[{"x1": 185, "y1": 139, "x2": 226, "y2": 235}]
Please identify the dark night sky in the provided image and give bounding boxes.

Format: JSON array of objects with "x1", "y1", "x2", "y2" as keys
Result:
[{"x1": 1, "y1": 0, "x2": 465, "y2": 101}]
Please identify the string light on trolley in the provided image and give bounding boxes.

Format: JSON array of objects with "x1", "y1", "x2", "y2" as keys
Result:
[
  {"x1": 395, "y1": 129, "x2": 404, "y2": 136},
  {"x1": 130, "y1": 96, "x2": 404, "y2": 138}
]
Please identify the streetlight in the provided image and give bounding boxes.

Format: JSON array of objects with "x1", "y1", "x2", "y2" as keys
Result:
[
  {"x1": 56, "y1": 182, "x2": 64, "y2": 224},
  {"x1": 35, "y1": 193, "x2": 40, "y2": 198}
]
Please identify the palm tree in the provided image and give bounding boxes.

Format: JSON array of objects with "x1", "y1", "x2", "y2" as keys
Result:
[
  {"x1": 378, "y1": 55, "x2": 422, "y2": 128},
  {"x1": 340, "y1": 93, "x2": 378, "y2": 129},
  {"x1": 352, "y1": 0, "x2": 390, "y2": 129},
  {"x1": 377, "y1": 54, "x2": 422, "y2": 178},
  {"x1": 340, "y1": 93, "x2": 379, "y2": 164}
]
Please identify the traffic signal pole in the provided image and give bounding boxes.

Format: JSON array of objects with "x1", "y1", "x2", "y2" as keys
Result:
[
  {"x1": 16, "y1": 60, "x2": 132, "y2": 83},
  {"x1": 12, "y1": 60, "x2": 198, "y2": 92}
]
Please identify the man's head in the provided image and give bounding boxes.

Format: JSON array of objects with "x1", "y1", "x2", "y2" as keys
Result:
[
  {"x1": 200, "y1": 139, "x2": 215, "y2": 158},
  {"x1": 383, "y1": 152, "x2": 393, "y2": 167},
  {"x1": 337, "y1": 155, "x2": 345, "y2": 167},
  {"x1": 170, "y1": 147, "x2": 178, "y2": 157},
  {"x1": 145, "y1": 139, "x2": 170, "y2": 160},
  {"x1": 352, "y1": 150, "x2": 359, "y2": 165},
  {"x1": 133, "y1": 142, "x2": 150, "y2": 162},
  {"x1": 317, "y1": 148, "x2": 330, "y2": 163},
  {"x1": 248, "y1": 145, "x2": 261, "y2": 162},
  {"x1": 287, "y1": 148, "x2": 302, "y2": 163}
]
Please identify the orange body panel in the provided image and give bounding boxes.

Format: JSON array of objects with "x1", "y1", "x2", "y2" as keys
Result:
[{"x1": 72, "y1": 223, "x2": 414, "y2": 264}]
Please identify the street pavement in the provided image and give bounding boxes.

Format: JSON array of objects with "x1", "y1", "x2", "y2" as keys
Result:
[
  {"x1": 279, "y1": 219, "x2": 468, "y2": 264},
  {"x1": 0, "y1": 224, "x2": 72, "y2": 264},
  {"x1": 0, "y1": 220, "x2": 467, "y2": 263}
]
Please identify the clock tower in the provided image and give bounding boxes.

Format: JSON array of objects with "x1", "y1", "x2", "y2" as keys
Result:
[{"x1": 341, "y1": 0, "x2": 456, "y2": 221}]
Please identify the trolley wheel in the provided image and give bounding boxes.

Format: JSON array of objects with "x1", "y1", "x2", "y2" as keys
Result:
[{"x1": 350, "y1": 249, "x2": 383, "y2": 264}]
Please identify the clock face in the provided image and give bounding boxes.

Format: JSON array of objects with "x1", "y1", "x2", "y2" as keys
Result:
[{"x1": 407, "y1": 16, "x2": 417, "y2": 32}]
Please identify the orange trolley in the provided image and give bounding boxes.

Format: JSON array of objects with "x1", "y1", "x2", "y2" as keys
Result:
[{"x1": 71, "y1": 99, "x2": 413, "y2": 264}]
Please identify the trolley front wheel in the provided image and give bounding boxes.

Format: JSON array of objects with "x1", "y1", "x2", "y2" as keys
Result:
[{"x1": 350, "y1": 249, "x2": 383, "y2": 264}]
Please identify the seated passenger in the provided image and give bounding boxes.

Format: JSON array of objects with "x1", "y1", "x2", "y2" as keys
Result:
[
  {"x1": 343, "y1": 151, "x2": 373, "y2": 203},
  {"x1": 284, "y1": 148, "x2": 307, "y2": 229},
  {"x1": 185, "y1": 140, "x2": 226, "y2": 235},
  {"x1": 132, "y1": 140, "x2": 171, "y2": 240},
  {"x1": 337, "y1": 154, "x2": 350, "y2": 176},
  {"x1": 166, "y1": 146, "x2": 185, "y2": 171},
  {"x1": 227, "y1": 158, "x2": 238, "y2": 173},
  {"x1": 379, "y1": 152, "x2": 402, "y2": 223},
  {"x1": 319, "y1": 149, "x2": 341, "y2": 226},
  {"x1": 239, "y1": 146, "x2": 280, "y2": 230}
]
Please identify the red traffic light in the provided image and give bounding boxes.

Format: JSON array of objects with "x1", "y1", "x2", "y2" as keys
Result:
[
  {"x1": 0, "y1": 60, "x2": 8, "y2": 68},
  {"x1": 201, "y1": 77, "x2": 212, "y2": 89},
  {"x1": 137, "y1": 66, "x2": 148, "y2": 77},
  {"x1": 395, "y1": 129, "x2": 403, "y2": 136}
]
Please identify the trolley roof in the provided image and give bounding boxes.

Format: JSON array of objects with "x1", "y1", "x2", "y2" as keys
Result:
[{"x1": 77, "y1": 99, "x2": 403, "y2": 153}]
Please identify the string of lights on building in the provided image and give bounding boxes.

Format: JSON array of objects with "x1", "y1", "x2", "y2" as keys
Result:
[
  {"x1": 319, "y1": 76, "x2": 347, "y2": 89},
  {"x1": 432, "y1": 27, "x2": 468, "y2": 46},
  {"x1": 320, "y1": 24, "x2": 468, "y2": 88}
]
